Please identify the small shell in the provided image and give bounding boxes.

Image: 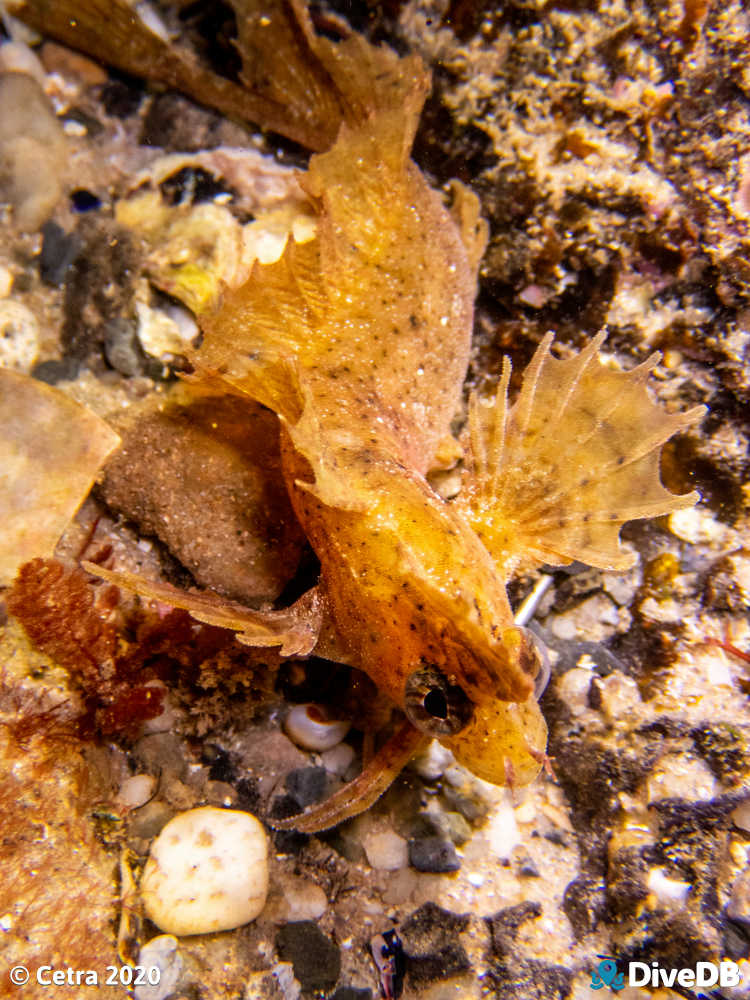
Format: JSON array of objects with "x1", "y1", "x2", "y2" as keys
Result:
[{"x1": 284, "y1": 703, "x2": 350, "y2": 751}]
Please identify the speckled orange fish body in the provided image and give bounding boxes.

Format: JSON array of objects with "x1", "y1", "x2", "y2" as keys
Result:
[{"x1": 87, "y1": 33, "x2": 704, "y2": 828}]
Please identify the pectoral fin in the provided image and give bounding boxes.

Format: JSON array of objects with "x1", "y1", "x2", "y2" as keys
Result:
[
  {"x1": 457, "y1": 333, "x2": 706, "y2": 574},
  {"x1": 82, "y1": 562, "x2": 322, "y2": 657}
]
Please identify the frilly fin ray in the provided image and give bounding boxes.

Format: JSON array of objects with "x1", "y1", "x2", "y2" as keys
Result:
[{"x1": 458, "y1": 335, "x2": 706, "y2": 574}]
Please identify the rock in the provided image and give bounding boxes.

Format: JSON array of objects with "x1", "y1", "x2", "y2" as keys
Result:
[
  {"x1": 100, "y1": 394, "x2": 305, "y2": 603},
  {"x1": 140, "y1": 807, "x2": 268, "y2": 935},
  {"x1": 117, "y1": 774, "x2": 157, "y2": 810},
  {"x1": 284, "y1": 767, "x2": 327, "y2": 808},
  {"x1": 400, "y1": 902, "x2": 470, "y2": 986},
  {"x1": 410, "y1": 740, "x2": 455, "y2": 782},
  {"x1": 363, "y1": 830, "x2": 409, "y2": 870},
  {"x1": 646, "y1": 754, "x2": 718, "y2": 803},
  {"x1": 39, "y1": 220, "x2": 83, "y2": 285},
  {"x1": 487, "y1": 796, "x2": 522, "y2": 860},
  {"x1": 279, "y1": 876, "x2": 328, "y2": 921},
  {"x1": 134, "y1": 935, "x2": 183, "y2": 1000},
  {"x1": 727, "y1": 867, "x2": 750, "y2": 929},
  {"x1": 284, "y1": 703, "x2": 351, "y2": 751},
  {"x1": 275, "y1": 921, "x2": 341, "y2": 993},
  {"x1": 408, "y1": 836, "x2": 460, "y2": 873},
  {"x1": 128, "y1": 800, "x2": 174, "y2": 842},
  {"x1": 0, "y1": 300, "x2": 39, "y2": 372},
  {"x1": 331, "y1": 989, "x2": 373, "y2": 1000},
  {"x1": 0, "y1": 72, "x2": 67, "y2": 230},
  {"x1": 104, "y1": 316, "x2": 145, "y2": 376},
  {"x1": 562, "y1": 876, "x2": 606, "y2": 938},
  {"x1": 486, "y1": 901, "x2": 542, "y2": 958},
  {"x1": 646, "y1": 866, "x2": 692, "y2": 904},
  {"x1": 320, "y1": 742, "x2": 356, "y2": 776}
]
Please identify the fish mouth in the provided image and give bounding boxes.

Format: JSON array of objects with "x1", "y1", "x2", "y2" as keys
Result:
[{"x1": 440, "y1": 695, "x2": 548, "y2": 787}]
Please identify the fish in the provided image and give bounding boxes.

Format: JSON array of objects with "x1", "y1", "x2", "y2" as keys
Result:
[{"x1": 85, "y1": 9, "x2": 706, "y2": 832}]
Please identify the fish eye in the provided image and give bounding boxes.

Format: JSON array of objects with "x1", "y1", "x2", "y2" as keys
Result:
[{"x1": 404, "y1": 664, "x2": 474, "y2": 736}]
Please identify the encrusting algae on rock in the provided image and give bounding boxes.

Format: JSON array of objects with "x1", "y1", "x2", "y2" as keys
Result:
[{"x1": 75, "y1": 3, "x2": 707, "y2": 831}]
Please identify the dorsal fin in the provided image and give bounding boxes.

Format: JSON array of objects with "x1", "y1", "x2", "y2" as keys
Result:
[{"x1": 457, "y1": 334, "x2": 706, "y2": 574}]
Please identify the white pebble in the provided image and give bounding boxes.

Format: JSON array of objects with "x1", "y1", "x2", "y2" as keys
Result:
[
  {"x1": 281, "y1": 876, "x2": 327, "y2": 920},
  {"x1": 646, "y1": 755, "x2": 717, "y2": 804},
  {"x1": 0, "y1": 300, "x2": 39, "y2": 371},
  {"x1": 410, "y1": 739, "x2": 455, "y2": 781},
  {"x1": 647, "y1": 867, "x2": 692, "y2": 904},
  {"x1": 135, "y1": 935, "x2": 182, "y2": 1000},
  {"x1": 141, "y1": 806, "x2": 268, "y2": 935},
  {"x1": 363, "y1": 830, "x2": 409, "y2": 871},
  {"x1": 556, "y1": 667, "x2": 593, "y2": 716},
  {"x1": 117, "y1": 774, "x2": 157, "y2": 810},
  {"x1": 486, "y1": 794, "x2": 521, "y2": 860},
  {"x1": 596, "y1": 672, "x2": 642, "y2": 723},
  {"x1": 320, "y1": 741, "x2": 356, "y2": 775},
  {"x1": 284, "y1": 703, "x2": 350, "y2": 751}
]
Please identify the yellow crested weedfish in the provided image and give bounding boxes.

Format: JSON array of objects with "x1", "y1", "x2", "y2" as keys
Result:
[{"x1": 86, "y1": 11, "x2": 705, "y2": 832}]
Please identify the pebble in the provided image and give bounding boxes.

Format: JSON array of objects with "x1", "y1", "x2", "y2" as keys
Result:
[
  {"x1": 646, "y1": 754, "x2": 717, "y2": 803},
  {"x1": 486, "y1": 796, "x2": 522, "y2": 860},
  {"x1": 410, "y1": 740, "x2": 455, "y2": 782},
  {"x1": 128, "y1": 800, "x2": 174, "y2": 842},
  {"x1": 104, "y1": 316, "x2": 145, "y2": 376},
  {"x1": 0, "y1": 300, "x2": 39, "y2": 371},
  {"x1": 0, "y1": 265, "x2": 12, "y2": 297},
  {"x1": 140, "y1": 806, "x2": 268, "y2": 935},
  {"x1": 285, "y1": 766, "x2": 327, "y2": 807},
  {"x1": 0, "y1": 72, "x2": 67, "y2": 230},
  {"x1": 275, "y1": 921, "x2": 342, "y2": 993},
  {"x1": 363, "y1": 830, "x2": 409, "y2": 871},
  {"x1": 117, "y1": 774, "x2": 157, "y2": 810},
  {"x1": 732, "y1": 800, "x2": 750, "y2": 833},
  {"x1": 284, "y1": 703, "x2": 350, "y2": 751},
  {"x1": 320, "y1": 742, "x2": 356, "y2": 776},
  {"x1": 134, "y1": 935, "x2": 183, "y2": 1000},
  {"x1": 646, "y1": 866, "x2": 692, "y2": 905},
  {"x1": 728, "y1": 867, "x2": 750, "y2": 929},
  {"x1": 280, "y1": 876, "x2": 328, "y2": 921},
  {"x1": 556, "y1": 667, "x2": 593, "y2": 717},
  {"x1": 408, "y1": 836, "x2": 461, "y2": 873},
  {"x1": 39, "y1": 220, "x2": 82, "y2": 285},
  {"x1": 593, "y1": 671, "x2": 642, "y2": 722}
]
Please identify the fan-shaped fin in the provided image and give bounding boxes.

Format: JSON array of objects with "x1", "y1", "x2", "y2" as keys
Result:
[
  {"x1": 82, "y1": 562, "x2": 322, "y2": 657},
  {"x1": 457, "y1": 334, "x2": 706, "y2": 574}
]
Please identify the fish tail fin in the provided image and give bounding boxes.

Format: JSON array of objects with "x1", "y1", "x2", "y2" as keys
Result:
[{"x1": 457, "y1": 334, "x2": 706, "y2": 574}]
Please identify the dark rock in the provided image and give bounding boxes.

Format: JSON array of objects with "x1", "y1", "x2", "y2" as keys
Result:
[
  {"x1": 269, "y1": 795, "x2": 309, "y2": 854},
  {"x1": 127, "y1": 799, "x2": 174, "y2": 841},
  {"x1": 486, "y1": 902, "x2": 542, "y2": 958},
  {"x1": 408, "y1": 836, "x2": 460, "y2": 873},
  {"x1": 31, "y1": 358, "x2": 80, "y2": 384},
  {"x1": 691, "y1": 722, "x2": 750, "y2": 786},
  {"x1": 140, "y1": 93, "x2": 225, "y2": 152},
  {"x1": 235, "y1": 777, "x2": 261, "y2": 813},
  {"x1": 275, "y1": 921, "x2": 341, "y2": 992},
  {"x1": 606, "y1": 848, "x2": 650, "y2": 921},
  {"x1": 518, "y1": 858, "x2": 540, "y2": 878},
  {"x1": 400, "y1": 902, "x2": 470, "y2": 986},
  {"x1": 441, "y1": 783, "x2": 489, "y2": 823},
  {"x1": 100, "y1": 76, "x2": 143, "y2": 119},
  {"x1": 39, "y1": 220, "x2": 82, "y2": 286},
  {"x1": 285, "y1": 767, "x2": 327, "y2": 808},
  {"x1": 104, "y1": 317, "x2": 145, "y2": 376},
  {"x1": 61, "y1": 219, "x2": 139, "y2": 362},
  {"x1": 330, "y1": 989, "x2": 372, "y2": 1000},
  {"x1": 487, "y1": 957, "x2": 573, "y2": 1000},
  {"x1": 562, "y1": 876, "x2": 606, "y2": 938},
  {"x1": 724, "y1": 918, "x2": 750, "y2": 961},
  {"x1": 201, "y1": 744, "x2": 234, "y2": 783}
]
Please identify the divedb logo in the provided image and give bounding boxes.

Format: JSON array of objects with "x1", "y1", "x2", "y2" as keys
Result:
[{"x1": 590, "y1": 954, "x2": 744, "y2": 991}]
